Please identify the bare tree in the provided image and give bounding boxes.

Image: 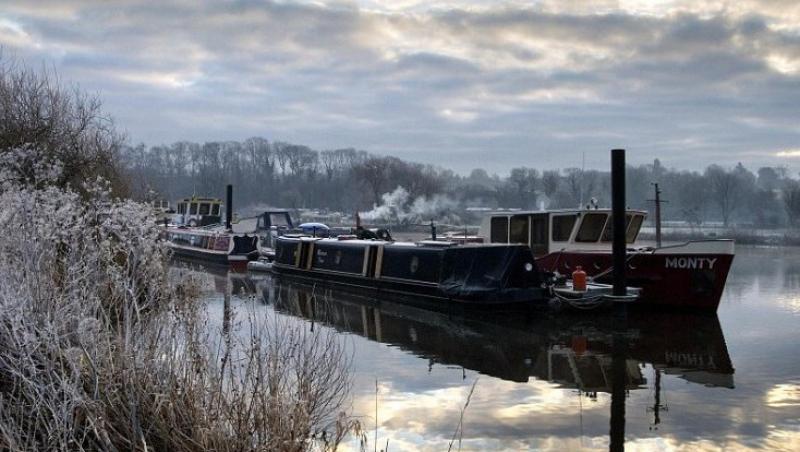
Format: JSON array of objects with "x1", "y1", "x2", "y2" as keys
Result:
[
  {"x1": 705, "y1": 165, "x2": 741, "y2": 227},
  {"x1": 508, "y1": 167, "x2": 539, "y2": 209},
  {"x1": 783, "y1": 180, "x2": 800, "y2": 227},
  {"x1": 353, "y1": 156, "x2": 392, "y2": 206},
  {"x1": 0, "y1": 55, "x2": 126, "y2": 194},
  {"x1": 541, "y1": 170, "x2": 559, "y2": 199}
]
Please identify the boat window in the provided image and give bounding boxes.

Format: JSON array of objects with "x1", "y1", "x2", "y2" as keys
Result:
[
  {"x1": 530, "y1": 214, "x2": 549, "y2": 255},
  {"x1": 177, "y1": 203, "x2": 186, "y2": 214},
  {"x1": 509, "y1": 215, "x2": 528, "y2": 244},
  {"x1": 601, "y1": 214, "x2": 635, "y2": 242},
  {"x1": 626, "y1": 214, "x2": 644, "y2": 243},
  {"x1": 189, "y1": 203, "x2": 198, "y2": 215},
  {"x1": 551, "y1": 215, "x2": 577, "y2": 242},
  {"x1": 575, "y1": 213, "x2": 607, "y2": 242},
  {"x1": 211, "y1": 204, "x2": 220, "y2": 216},
  {"x1": 199, "y1": 203, "x2": 210, "y2": 215},
  {"x1": 490, "y1": 217, "x2": 509, "y2": 243},
  {"x1": 269, "y1": 213, "x2": 291, "y2": 228}
]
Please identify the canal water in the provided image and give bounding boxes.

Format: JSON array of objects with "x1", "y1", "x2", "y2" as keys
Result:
[{"x1": 182, "y1": 245, "x2": 800, "y2": 451}]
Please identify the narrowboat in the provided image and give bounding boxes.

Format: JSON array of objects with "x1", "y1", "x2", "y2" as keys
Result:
[
  {"x1": 165, "y1": 209, "x2": 304, "y2": 271},
  {"x1": 164, "y1": 227, "x2": 258, "y2": 271},
  {"x1": 478, "y1": 208, "x2": 735, "y2": 311},
  {"x1": 270, "y1": 236, "x2": 551, "y2": 306}
]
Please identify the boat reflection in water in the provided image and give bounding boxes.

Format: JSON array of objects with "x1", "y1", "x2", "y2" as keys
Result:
[
  {"x1": 262, "y1": 277, "x2": 735, "y2": 450},
  {"x1": 183, "y1": 263, "x2": 736, "y2": 450},
  {"x1": 263, "y1": 279, "x2": 734, "y2": 388}
]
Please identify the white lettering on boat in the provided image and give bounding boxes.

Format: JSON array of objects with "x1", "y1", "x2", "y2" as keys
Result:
[{"x1": 665, "y1": 257, "x2": 717, "y2": 270}]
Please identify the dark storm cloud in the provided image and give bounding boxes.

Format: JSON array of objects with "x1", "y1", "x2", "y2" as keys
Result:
[{"x1": 1, "y1": 0, "x2": 798, "y2": 173}]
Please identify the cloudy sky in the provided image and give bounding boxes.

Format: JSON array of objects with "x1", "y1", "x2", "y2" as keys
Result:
[{"x1": 1, "y1": 0, "x2": 799, "y2": 174}]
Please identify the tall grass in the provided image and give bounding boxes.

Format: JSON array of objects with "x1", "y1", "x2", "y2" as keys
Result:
[{"x1": 0, "y1": 182, "x2": 359, "y2": 451}]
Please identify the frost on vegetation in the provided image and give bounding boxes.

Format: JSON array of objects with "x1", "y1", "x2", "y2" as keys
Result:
[
  {"x1": 0, "y1": 144, "x2": 64, "y2": 190},
  {"x1": 0, "y1": 177, "x2": 358, "y2": 451}
]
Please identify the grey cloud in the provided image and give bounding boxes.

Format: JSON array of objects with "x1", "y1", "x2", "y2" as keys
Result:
[{"x1": 0, "y1": 1, "x2": 798, "y2": 173}]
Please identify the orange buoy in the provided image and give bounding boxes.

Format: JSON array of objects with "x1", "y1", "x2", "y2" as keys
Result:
[{"x1": 572, "y1": 266, "x2": 587, "y2": 292}]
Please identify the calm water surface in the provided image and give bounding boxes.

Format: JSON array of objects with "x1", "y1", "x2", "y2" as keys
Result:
[{"x1": 184, "y1": 245, "x2": 800, "y2": 451}]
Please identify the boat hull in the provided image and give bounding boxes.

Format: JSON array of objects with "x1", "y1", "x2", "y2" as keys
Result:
[
  {"x1": 536, "y1": 242, "x2": 734, "y2": 311},
  {"x1": 271, "y1": 238, "x2": 550, "y2": 307},
  {"x1": 168, "y1": 245, "x2": 250, "y2": 271}
]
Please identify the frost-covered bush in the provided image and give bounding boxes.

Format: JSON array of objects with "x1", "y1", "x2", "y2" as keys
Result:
[
  {"x1": 0, "y1": 145, "x2": 64, "y2": 190},
  {"x1": 0, "y1": 55, "x2": 356, "y2": 451},
  {"x1": 0, "y1": 181, "x2": 178, "y2": 449},
  {"x1": 0, "y1": 181, "x2": 356, "y2": 451}
]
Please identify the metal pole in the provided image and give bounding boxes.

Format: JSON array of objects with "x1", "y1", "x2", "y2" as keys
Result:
[
  {"x1": 611, "y1": 149, "x2": 626, "y2": 296},
  {"x1": 654, "y1": 183, "x2": 662, "y2": 248},
  {"x1": 225, "y1": 184, "x2": 233, "y2": 231}
]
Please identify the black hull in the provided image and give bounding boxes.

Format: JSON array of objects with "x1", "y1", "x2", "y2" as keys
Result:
[
  {"x1": 170, "y1": 247, "x2": 230, "y2": 266},
  {"x1": 271, "y1": 237, "x2": 551, "y2": 307},
  {"x1": 272, "y1": 264, "x2": 549, "y2": 308},
  {"x1": 169, "y1": 247, "x2": 251, "y2": 271}
]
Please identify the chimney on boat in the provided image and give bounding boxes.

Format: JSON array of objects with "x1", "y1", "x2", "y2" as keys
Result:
[
  {"x1": 611, "y1": 149, "x2": 626, "y2": 296},
  {"x1": 226, "y1": 184, "x2": 233, "y2": 231}
]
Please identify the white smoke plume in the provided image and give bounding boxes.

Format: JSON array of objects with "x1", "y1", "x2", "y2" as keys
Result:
[{"x1": 361, "y1": 186, "x2": 461, "y2": 225}]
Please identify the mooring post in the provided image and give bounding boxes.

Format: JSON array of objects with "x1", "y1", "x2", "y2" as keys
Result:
[
  {"x1": 225, "y1": 184, "x2": 233, "y2": 231},
  {"x1": 430, "y1": 220, "x2": 437, "y2": 241},
  {"x1": 611, "y1": 149, "x2": 626, "y2": 296}
]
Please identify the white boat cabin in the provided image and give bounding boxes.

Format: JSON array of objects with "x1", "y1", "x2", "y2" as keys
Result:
[
  {"x1": 175, "y1": 196, "x2": 223, "y2": 227},
  {"x1": 478, "y1": 209, "x2": 647, "y2": 256}
]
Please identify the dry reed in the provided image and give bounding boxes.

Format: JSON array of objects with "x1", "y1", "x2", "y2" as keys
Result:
[{"x1": 0, "y1": 183, "x2": 360, "y2": 451}]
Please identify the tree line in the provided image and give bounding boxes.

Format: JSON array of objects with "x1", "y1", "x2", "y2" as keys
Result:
[{"x1": 122, "y1": 140, "x2": 800, "y2": 228}]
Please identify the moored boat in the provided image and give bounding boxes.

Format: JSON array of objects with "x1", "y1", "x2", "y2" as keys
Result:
[
  {"x1": 164, "y1": 227, "x2": 258, "y2": 271},
  {"x1": 271, "y1": 236, "x2": 552, "y2": 306},
  {"x1": 479, "y1": 208, "x2": 734, "y2": 310},
  {"x1": 164, "y1": 186, "x2": 259, "y2": 271}
]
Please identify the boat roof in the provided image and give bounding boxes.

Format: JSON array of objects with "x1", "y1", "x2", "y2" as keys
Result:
[
  {"x1": 177, "y1": 196, "x2": 222, "y2": 202},
  {"x1": 486, "y1": 208, "x2": 648, "y2": 215}
]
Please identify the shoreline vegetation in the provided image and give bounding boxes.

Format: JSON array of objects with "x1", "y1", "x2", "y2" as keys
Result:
[{"x1": 0, "y1": 56, "x2": 361, "y2": 451}]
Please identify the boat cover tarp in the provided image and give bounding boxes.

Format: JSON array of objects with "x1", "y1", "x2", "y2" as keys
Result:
[
  {"x1": 381, "y1": 246, "x2": 443, "y2": 283},
  {"x1": 438, "y1": 245, "x2": 542, "y2": 300}
]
